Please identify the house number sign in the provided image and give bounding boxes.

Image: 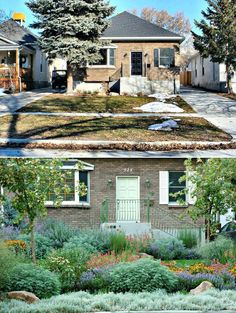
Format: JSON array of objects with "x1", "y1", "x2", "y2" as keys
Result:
[{"x1": 123, "y1": 168, "x2": 133, "y2": 173}]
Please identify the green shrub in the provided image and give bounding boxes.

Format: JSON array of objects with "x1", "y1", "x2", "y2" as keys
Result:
[
  {"x1": 6, "y1": 263, "x2": 61, "y2": 298},
  {"x1": 38, "y1": 218, "x2": 76, "y2": 249},
  {"x1": 110, "y1": 232, "x2": 128, "y2": 255},
  {"x1": 19, "y1": 234, "x2": 53, "y2": 259},
  {"x1": 147, "y1": 237, "x2": 188, "y2": 260},
  {"x1": 178, "y1": 229, "x2": 198, "y2": 249},
  {"x1": 198, "y1": 236, "x2": 236, "y2": 264},
  {"x1": 107, "y1": 258, "x2": 178, "y2": 293},
  {"x1": 41, "y1": 255, "x2": 76, "y2": 292},
  {"x1": 64, "y1": 236, "x2": 98, "y2": 254},
  {"x1": 0, "y1": 243, "x2": 21, "y2": 291},
  {"x1": 65, "y1": 229, "x2": 111, "y2": 253},
  {"x1": 43, "y1": 246, "x2": 91, "y2": 291}
]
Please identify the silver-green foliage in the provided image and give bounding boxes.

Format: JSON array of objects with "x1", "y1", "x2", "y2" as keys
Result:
[
  {"x1": 198, "y1": 235, "x2": 236, "y2": 264},
  {"x1": 107, "y1": 258, "x2": 178, "y2": 293},
  {"x1": 38, "y1": 218, "x2": 76, "y2": 249},
  {"x1": 1, "y1": 289, "x2": 236, "y2": 312}
]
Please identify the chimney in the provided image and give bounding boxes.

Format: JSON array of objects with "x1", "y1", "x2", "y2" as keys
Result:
[{"x1": 12, "y1": 12, "x2": 26, "y2": 26}]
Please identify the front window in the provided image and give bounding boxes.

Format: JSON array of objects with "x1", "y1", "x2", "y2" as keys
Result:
[
  {"x1": 47, "y1": 169, "x2": 90, "y2": 205},
  {"x1": 92, "y1": 48, "x2": 116, "y2": 67},
  {"x1": 154, "y1": 48, "x2": 175, "y2": 68},
  {"x1": 169, "y1": 171, "x2": 186, "y2": 204}
]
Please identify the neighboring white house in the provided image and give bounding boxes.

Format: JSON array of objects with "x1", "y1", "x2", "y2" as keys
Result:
[{"x1": 189, "y1": 52, "x2": 236, "y2": 93}]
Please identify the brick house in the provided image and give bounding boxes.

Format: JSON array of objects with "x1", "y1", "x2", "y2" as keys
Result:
[
  {"x1": 71, "y1": 11, "x2": 184, "y2": 95},
  {"x1": 46, "y1": 157, "x2": 205, "y2": 242},
  {"x1": 0, "y1": 13, "x2": 50, "y2": 91}
]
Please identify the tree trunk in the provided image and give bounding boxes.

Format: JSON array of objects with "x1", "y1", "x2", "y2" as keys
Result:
[
  {"x1": 67, "y1": 63, "x2": 73, "y2": 94},
  {"x1": 206, "y1": 219, "x2": 211, "y2": 242},
  {"x1": 30, "y1": 220, "x2": 36, "y2": 264},
  {"x1": 226, "y1": 64, "x2": 233, "y2": 94}
]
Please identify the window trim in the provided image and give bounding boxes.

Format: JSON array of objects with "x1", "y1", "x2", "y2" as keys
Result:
[
  {"x1": 88, "y1": 46, "x2": 117, "y2": 69},
  {"x1": 154, "y1": 48, "x2": 175, "y2": 68},
  {"x1": 168, "y1": 171, "x2": 186, "y2": 206},
  {"x1": 45, "y1": 165, "x2": 91, "y2": 207}
]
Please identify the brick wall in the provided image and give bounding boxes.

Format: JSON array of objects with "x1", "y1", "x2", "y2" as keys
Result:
[
  {"x1": 48, "y1": 158, "x2": 204, "y2": 230},
  {"x1": 85, "y1": 41, "x2": 181, "y2": 82}
]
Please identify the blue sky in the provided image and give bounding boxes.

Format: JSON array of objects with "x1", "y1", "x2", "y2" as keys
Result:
[{"x1": 1, "y1": 0, "x2": 207, "y2": 33}]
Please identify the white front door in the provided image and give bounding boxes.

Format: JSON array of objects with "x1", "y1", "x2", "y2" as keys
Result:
[{"x1": 116, "y1": 176, "x2": 140, "y2": 222}]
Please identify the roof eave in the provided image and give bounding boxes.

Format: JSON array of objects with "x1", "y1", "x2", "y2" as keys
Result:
[{"x1": 101, "y1": 36, "x2": 183, "y2": 43}]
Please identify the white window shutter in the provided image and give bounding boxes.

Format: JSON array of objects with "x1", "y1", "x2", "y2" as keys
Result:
[
  {"x1": 159, "y1": 171, "x2": 169, "y2": 204},
  {"x1": 187, "y1": 171, "x2": 196, "y2": 205}
]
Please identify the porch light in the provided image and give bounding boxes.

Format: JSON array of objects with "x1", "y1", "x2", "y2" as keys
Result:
[
  {"x1": 107, "y1": 179, "x2": 113, "y2": 188},
  {"x1": 145, "y1": 179, "x2": 151, "y2": 188}
]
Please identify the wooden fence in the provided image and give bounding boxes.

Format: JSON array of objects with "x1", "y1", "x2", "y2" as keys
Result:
[{"x1": 180, "y1": 71, "x2": 192, "y2": 86}]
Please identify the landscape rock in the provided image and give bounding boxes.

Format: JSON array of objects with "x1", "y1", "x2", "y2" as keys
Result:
[
  {"x1": 190, "y1": 281, "x2": 214, "y2": 295},
  {"x1": 109, "y1": 92, "x2": 120, "y2": 96},
  {"x1": 8, "y1": 291, "x2": 40, "y2": 304}
]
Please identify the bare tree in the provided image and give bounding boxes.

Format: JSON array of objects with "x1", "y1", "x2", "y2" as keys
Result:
[{"x1": 133, "y1": 7, "x2": 191, "y2": 36}]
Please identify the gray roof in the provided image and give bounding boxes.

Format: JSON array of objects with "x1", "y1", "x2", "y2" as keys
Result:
[
  {"x1": 0, "y1": 33, "x2": 18, "y2": 46},
  {"x1": 102, "y1": 11, "x2": 183, "y2": 41},
  {"x1": 0, "y1": 19, "x2": 37, "y2": 48}
]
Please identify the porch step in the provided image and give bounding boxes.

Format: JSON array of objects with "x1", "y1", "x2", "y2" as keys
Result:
[{"x1": 101, "y1": 222, "x2": 152, "y2": 236}]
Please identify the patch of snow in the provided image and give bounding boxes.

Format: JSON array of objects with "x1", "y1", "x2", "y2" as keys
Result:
[
  {"x1": 148, "y1": 120, "x2": 179, "y2": 131},
  {"x1": 149, "y1": 93, "x2": 176, "y2": 101},
  {"x1": 134, "y1": 102, "x2": 184, "y2": 113}
]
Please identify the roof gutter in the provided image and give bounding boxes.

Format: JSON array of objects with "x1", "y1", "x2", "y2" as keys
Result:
[{"x1": 101, "y1": 36, "x2": 183, "y2": 42}]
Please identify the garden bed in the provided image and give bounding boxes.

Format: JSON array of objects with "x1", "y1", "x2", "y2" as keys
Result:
[
  {"x1": 1, "y1": 289, "x2": 236, "y2": 312},
  {"x1": 0, "y1": 115, "x2": 231, "y2": 142},
  {"x1": 17, "y1": 95, "x2": 195, "y2": 113}
]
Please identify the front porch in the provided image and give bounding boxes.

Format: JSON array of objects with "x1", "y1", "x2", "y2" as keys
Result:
[
  {"x1": 0, "y1": 47, "x2": 34, "y2": 92},
  {"x1": 100, "y1": 198, "x2": 204, "y2": 243}
]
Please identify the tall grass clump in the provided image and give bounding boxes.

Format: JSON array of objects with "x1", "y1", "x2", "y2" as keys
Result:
[
  {"x1": 198, "y1": 236, "x2": 236, "y2": 264},
  {"x1": 110, "y1": 232, "x2": 128, "y2": 255},
  {"x1": 178, "y1": 229, "x2": 198, "y2": 249}
]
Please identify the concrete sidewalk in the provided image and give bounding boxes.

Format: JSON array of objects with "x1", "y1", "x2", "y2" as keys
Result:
[
  {"x1": 180, "y1": 87, "x2": 236, "y2": 139},
  {"x1": 0, "y1": 148, "x2": 235, "y2": 158},
  {"x1": 0, "y1": 89, "x2": 51, "y2": 114}
]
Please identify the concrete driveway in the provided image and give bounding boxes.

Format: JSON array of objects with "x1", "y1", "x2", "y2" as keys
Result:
[
  {"x1": 0, "y1": 89, "x2": 51, "y2": 114},
  {"x1": 180, "y1": 87, "x2": 236, "y2": 139}
]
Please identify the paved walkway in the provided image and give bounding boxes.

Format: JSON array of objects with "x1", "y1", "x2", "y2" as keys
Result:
[
  {"x1": 0, "y1": 89, "x2": 51, "y2": 114},
  {"x1": 12, "y1": 111, "x2": 198, "y2": 118},
  {"x1": 180, "y1": 87, "x2": 236, "y2": 139},
  {"x1": 0, "y1": 148, "x2": 235, "y2": 158}
]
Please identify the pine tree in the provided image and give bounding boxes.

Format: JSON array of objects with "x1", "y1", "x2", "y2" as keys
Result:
[
  {"x1": 192, "y1": 0, "x2": 236, "y2": 94},
  {"x1": 26, "y1": 0, "x2": 115, "y2": 92}
]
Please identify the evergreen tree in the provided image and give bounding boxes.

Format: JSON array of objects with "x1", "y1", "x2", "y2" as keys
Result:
[
  {"x1": 26, "y1": 0, "x2": 115, "y2": 92},
  {"x1": 192, "y1": 0, "x2": 236, "y2": 94}
]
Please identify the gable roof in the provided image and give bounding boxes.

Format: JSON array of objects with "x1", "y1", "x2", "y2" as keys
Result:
[
  {"x1": 0, "y1": 19, "x2": 37, "y2": 49},
  {"x1": 102, "y1": 11, "x2": 183, "y2": 42}
]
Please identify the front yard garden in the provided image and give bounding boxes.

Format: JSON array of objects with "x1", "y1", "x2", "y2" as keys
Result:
[
  {"x1": 17, "y1": 94, "x2": 195, "y2": 113},
  {"x1": 0, "y1": 215, "x2": 236, "y2": 312},
  {"x1": 0, "y1": 115, "x2": 231, "y2": 142}
]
